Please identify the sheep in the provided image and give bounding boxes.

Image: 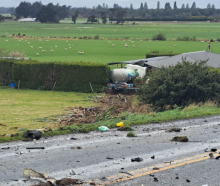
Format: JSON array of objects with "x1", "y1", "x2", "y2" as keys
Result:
[
  {"x1": 69, "y1": 47, "x2": 71, "y2": 49},
  {"x1": 55, "y1": 45, "x2": 57, "y2": 47},
  {"x1": 30, "y1": 46, "x2": 33, "y2": 48},
  {"x1": 133, "y1": 45, "x2": 136, "y2": 48},
  {"x1": 39, "y1": 47, "x2": 42, "y2": 49},
  {"x1": 81, "y1": 52, "x2": 84, "y2": 54},
  {"x1": 78, "y1": 51, "x2": 81, "y2": 54},
  {"x1": 69, "y1": 44, "x2": 71, "y2": 45},
  {"x1": 36, "y1": 53, "x2": 39, "y2": 56},
  {"x1": 156, "y1": 40, "x2": 159, "y2": 42},
  {"x1": 27, "y1": 42, "x2": 30, "y2": 44},
  {"x1": 125, "y1": 44, "x2": 129, "y2": 47},
  {"x1": 108, "y1": 41, "x2": 111, "y2": 42},
  {"x1": 132, "y1": 41, "x2": 134, "y2": 43},
  {"x1": 5, "y1": 40, "x2": 8, "y2": 41},
  {"x1": 42, "y1": 50, "x2": 46, "y2": 53},
  {"x1": 174, "y1": 45, "x2": 177, "y2": 47},
  {"x1": 51, "y1": 49, "x2": 54, "y2": 52},
  {"x1": 201, "y1": 41, "x2": 205, "y2": 43},
  {"x1": 140, "y1": 40, "x2": 143, "y2": 42},
  {"x1": 112, "y1": 44, "x2": 115, "y2": 47},
  {"x1": 149, "y1": 40, "x2": 152, "y2": 42},
  {"x1": 64, "y1": 48, "x2": 67, "y2": 50},
  {"x1": 216, "y1": 41, "x2": 219, "y2": 43}
]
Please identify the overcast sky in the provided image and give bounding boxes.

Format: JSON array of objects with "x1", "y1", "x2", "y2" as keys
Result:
[{"x1": 2, "y1": 0, "x2": 220, "y2": 9}]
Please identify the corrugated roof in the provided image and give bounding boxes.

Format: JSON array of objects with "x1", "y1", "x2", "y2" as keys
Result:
[{"x1": 146, "y1": 51, "x2": 220, "y2": 68}]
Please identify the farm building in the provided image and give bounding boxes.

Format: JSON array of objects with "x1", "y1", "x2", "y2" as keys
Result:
[
  {"x1": 145, "y1": 51, "x2": 220, "y2": 68},
  {"x1": 18, "y1": 18, "x2": 36, "y2": 22}
]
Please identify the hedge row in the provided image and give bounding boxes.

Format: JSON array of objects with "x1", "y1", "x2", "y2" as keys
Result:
[
  {"x1": 0, "y1": 60, "x2": 110, "y2": 93},
  {"x1": 109, "y1": 18, "x2": 212, "y2": 22},
  {"x1": 0, "y1": 59, "x2": 14, "y2": 86}
]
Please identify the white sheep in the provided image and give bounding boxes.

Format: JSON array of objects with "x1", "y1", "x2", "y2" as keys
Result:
[
  {"x1": 78, "y1": 51, "x2": 81, "y2": 54},
  {"x1": 156, "y1": 40, "x2": 159, "y2": 42},
  {"x1": 55, "y1": 45, "x2": 57, "y2": 47},
  {"x1": 42, "y1": 50, "x2": 46, "y2": 52},
  {"x1": 30, "y1": 46, "x2": 33, "y2": 48},
  {"x1": 69, "y1": 47, "x2": 71, "y2": 49},
  {"x1": 39, "y1": 47, "x2": 42, "y2": 49},
  {"x1": 108, "y1": 41, "x2": 111, "y2": 42},
  {"x1": 216, "y1": 41, "x2": 219, "y2": 43},
  {"x1": 36, "y1": 53, "x2": 39, "y2": 56},
  {"x1": 112, "y1": 44, "x2": 115, "y2": 47},
  {"x1": 27, "y1": 42, "x2": 30, "y2": 44},
  {"x1": 140, "y1": 40, "x2": 143, "y2": 42},
  {"x1": 81, "y1": 52, "x2": 84, "y2": 54},
  {"x1": 149, "y1": 40, "x2": 152, "y2": 42},
  {"x1": 201, "y1": 41, "x2": 205, "y2": 43},
  {"x1": 133, "y1": 45, "x2": 136, "y2": 48},
  {"x1": 174, "y1": 45, "x2": 177, "y2": 47},
  {"x1": 64, "y1": 48, "x2": 67, "y2": 50},
  {"x1": 125, "y1": 44, "x2": 129, "y2": 47},
  {"x1": 5, "y1": 40, "x2": 8, "y2": 41},
  {"x1": 51, "y1": 49, "x2": 54, "y2": 52}
]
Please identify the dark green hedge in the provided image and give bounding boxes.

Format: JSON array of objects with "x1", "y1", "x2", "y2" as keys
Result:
[
  {"x1": 0, "y1": 59, "x2": 14, "y2": 85},
  {"x1": 0, "y1": 60, "x2": 109, "y2": 92}
]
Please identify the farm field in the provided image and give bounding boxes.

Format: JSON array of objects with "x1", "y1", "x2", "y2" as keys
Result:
[
  {"x1": 1, "y1": 21, "x2": 220, "y2": 39},
  {"x1": 0, "y1": 37, "x2": 219, "y2": 63}
]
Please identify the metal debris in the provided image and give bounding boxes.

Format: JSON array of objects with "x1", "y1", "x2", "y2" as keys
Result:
[
  {"x1": 131, "y1": 157, "x2": 143, "y2": 162},
  {"x1": 204, "y1": 148, "x2": 217, "y2": 152},
  {"x1": 209, "y1": 153, "x2": 220, "y2": 159},
  {"x1": 26, "y1": 147, "x2": 45, "y2": 149},
  {"x1": 153, "y1": 167, "x2": 160, "y2": 170}
]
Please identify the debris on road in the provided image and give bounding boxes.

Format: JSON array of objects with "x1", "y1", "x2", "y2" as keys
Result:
[
  {"x1": 171, "y1": 136, "x2": 189, "y2": 142},
  {"x1": 70, "y1": 137, "x2": 78, "y2": 140},
  {"x1": 151, "y1": 155, "x2": 155, "y2": 159},
  {"x1": 23, "y1": 130, "x2": 42, "y2": 140},
  {"x1": 204, "y1": 148, "x2": 217, "y2": 152},
  {"x1": 167, "y1": 127, "x2": 182, "y2": 132},
  {"x1": 106, "y1": 157, "x2": 114, "y2": 159},
  {"x1": 154, "y1": 177, "x2": 159, "y2": 182},
  {"x1": 127, "y1": 131, "x2": 137, "y2": 137},
  {"x1": 152, "y1": 167, "x2": 160, "y2": 170},
  {"x1": 23, "y1": 169, "x2": 45, "y2": 178},
  {"x1": 209, "y1": 153, "x2": 220, "y2": 159},
  {"x1": 186, "y1": 179, "x2": 191, "y2": 182},
  {"x1": 131, "y1": 157, "x2": 143, "y2": 162},
  {"x1": 56, "y1": 178, "x2": 80, "y2": 185},
  {"x1": 120, "y1": 171, "x2": 133, "y2": 176},
  {"x1": 99, "y1": 126, "x2": 109, "y2": 132},
  {"x1": 26, "y1": 147, "x2": 45, "y2": 149},
  {"x1": 1, "y1": 147, "x2": 10, "y2": 150}
]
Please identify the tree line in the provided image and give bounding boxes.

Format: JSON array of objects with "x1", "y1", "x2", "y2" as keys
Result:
[{"x1": 3, "y1": 1, "x2": 220, "y2": 23}]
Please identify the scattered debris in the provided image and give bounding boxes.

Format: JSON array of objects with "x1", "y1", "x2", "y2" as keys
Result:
[
  {"x1": 23, "y1": 130, "x2": 42, "y2": 140},
  {"x1": 154, "y1": 177, "x2": 159, "y2": 182},
  {"x1": 116, "y1": 122, "x2": 124, "y2": 127},
  {"x1": 76, "y1": 146, "x2": 82, "y2": 149},
  {"x1": 204, "y1": 148, "x2": 217, "y2": 152},
  {"x1": 131, "y1": 157, "x2": 143, "y2": 162},
  {"x1": 106, "y1": 157, "x2": 114, "y2": 159},
  {"x1": 171, "y1": 136, "x2": 189, "y2": 142},
  {"x1": 127, "y1": 131, "x2": 137, "y2": 137},
  {"x1": 152, "y1": 167, "x2": 160, "y2": 170},
  {"x1": 167, "y1": 127, "x2": 182, "y2": 132},
  {"x1": 209, "y1": 153, "x2": 220, "y2": 159},
  {"x1": 99, "y1": 126, "x2": 109, "y2": 132},
  {"x1": 117, "y1": 126, "x2": 133, "y2": 131},
  {"x1": 1, "y1": 147, "x2": 10, "y2": 150},
  {"x1": 56, "y1": 178, "x2": 81, "y2": 185},
  {"x1": 23, "y1": 169, "x2": 45, "y2": 178},
  {"x1": 100, "y1": 177, "x2": 107, "y2": 181},
  {"x1": 120, "y1": 171, "x2": 133, "y2": 176},
  {"x1": 26, "y1": 147, "x2": 45, "y2": 149},
  {"x1": 70, "y1": 137, "x2": 78, "y2": 140},
  {"x1": 151, "y1": 155, "x2": 155, "y2": 159},
  {"x1": 186, "y1": 179, "x2": 191, "y2": 182}
]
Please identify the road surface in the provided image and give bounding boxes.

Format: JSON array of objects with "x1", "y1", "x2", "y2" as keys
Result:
[{"x1": 1, "y1": 115, "x2": 220, "y2": 186}]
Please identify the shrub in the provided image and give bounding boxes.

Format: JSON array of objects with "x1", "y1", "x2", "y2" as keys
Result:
[
  {"x1": 138, "y1": 61, "x2": 220, "y2": 111},
  {"x1": 152, "y1": 33, "x2": 166, "y2": 41},
  {"x1": 217, "y1": 38, "x2": 220, "y2": 42},
  {"x1": 94, "y1": 34, "x2": 99, "y2": 40},
  {"x1": 176, "y1": 36, "x2": 190, "y2": 41}
]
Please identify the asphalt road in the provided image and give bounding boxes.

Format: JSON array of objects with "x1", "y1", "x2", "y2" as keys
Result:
[{"x1": 1, "y1": 115, "x2": 220, "y2": 186}]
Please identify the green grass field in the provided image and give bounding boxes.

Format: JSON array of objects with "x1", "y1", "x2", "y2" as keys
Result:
[
  {"x1": 1, "y1": 21, "x2": 220, "y2": 39},
  {"x1": 0, "y1": 87, "x2": 96, "y2": 136},
  {"x1": 0, "y1": 37, "x2": 217, "y2": 63}
]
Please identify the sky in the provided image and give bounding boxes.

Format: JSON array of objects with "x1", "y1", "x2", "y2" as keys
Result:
[{"x1": 1, "y1": 0, "x2": 220, "y2": 9}]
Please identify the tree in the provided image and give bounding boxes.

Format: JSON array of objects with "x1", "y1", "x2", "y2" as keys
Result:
[
  {"x1": 181, "y1": 4, "x2": 185, "y2": 9},
  {"x1": 164, "y1": 3, "x2": 172, "y2": 9},
  {"x1": 87, "y1": 15, "x2": 97, "y2": 23},
  {"x1": 0, "y1": 14, "x2": 5, "y2": 22},
  {"x1": 138, "y1": 61, "x2": 220, "y2": 111},
  {"x1": 207, "y1": 3, "x2": 211, "y2": 9},
  {"x1": 36, "y1": 4, "x2": 58, "y2": 23},
  {"x1": 130, "y1": 4, "x2": 133, "y2": 10},
  {"x1": 174, "y1": 1, "x2": 177, "y2": 9},
  {"x1": 191, "y1": 2, "x2": 196, "y2": 9},
  {"x1": 140, "y1": 3, "x2": 144, "y2": 9},
  {"x1": 72, "y1": 10, "x2": 79, "y2": 24},
  {"x1": 116, "y1": 8, "x2": 126, "y2": 24},
  {"x1": 157, "y1": 1, "x2": 160, "y2": 9},
  {"x1": 15, "y1": 1, "x2": 32, "y2": 18},
  {"x1": 144, "y1": 2, "x2": 148, "y2": 9},
  {"x1": 100, "y1": 11, "x2": 107, "y2": 24},
  {"x1": 212, "y1": 4, "x2": 215, "y2": 9},
  {"x1": 30, "y1": 1, "x2": 43, "y2": 17},
  {"x1": 186, "y1": 3, "x2": 189, "y2": 9}
]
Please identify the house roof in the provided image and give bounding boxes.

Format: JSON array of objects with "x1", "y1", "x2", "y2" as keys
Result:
[{"x1": 146, "y1": 51, "x2": 220, "y2": 68}]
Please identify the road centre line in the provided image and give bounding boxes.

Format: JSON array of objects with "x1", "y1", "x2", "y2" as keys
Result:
[{"x1": 84, "y1": 152, "x2": 217, "y2": 186}]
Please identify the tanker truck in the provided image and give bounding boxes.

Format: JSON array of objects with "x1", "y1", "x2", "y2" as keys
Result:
[{"x1": 107, "y1": 61, "x2": 147, "y2": 94}]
